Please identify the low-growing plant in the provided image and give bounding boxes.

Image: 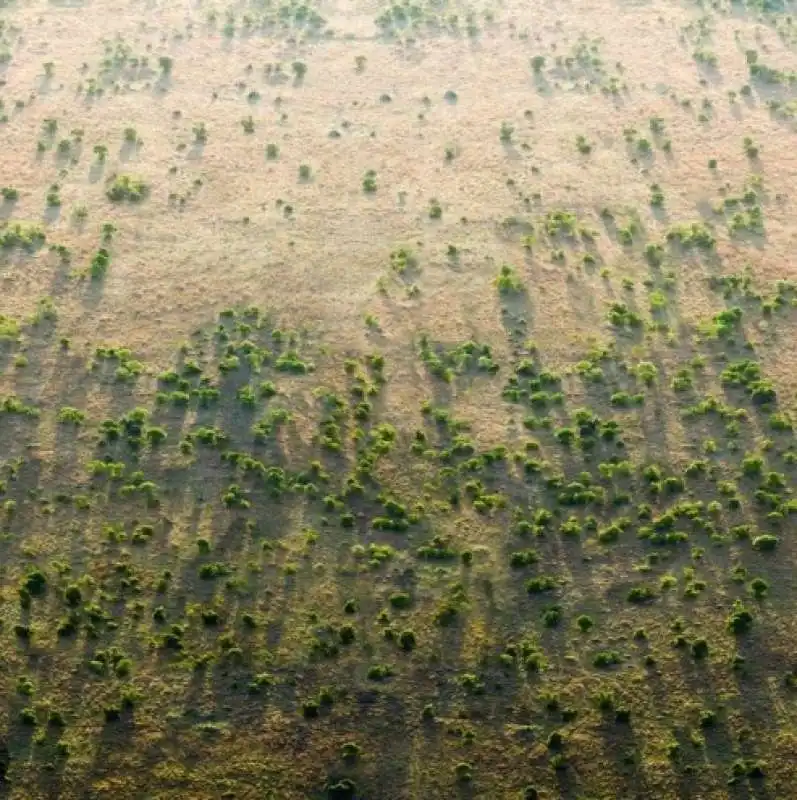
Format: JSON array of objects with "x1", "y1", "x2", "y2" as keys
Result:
[
  {"x1": 495, "y1": 264, "x2": 523, "y2": 294},
  {"x1": 106, "y1": 174, "x2": 149, "y2": 202}
]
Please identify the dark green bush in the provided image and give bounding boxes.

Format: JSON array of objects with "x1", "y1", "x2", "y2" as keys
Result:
[
  {"x1": 576, "y1": 614, "x2": 594, "y2": 632},
  {"x1": 325, "y1": 778, "x2": 357, "y2": 800},
  {"x1": 592, "y1": 650, "x2": 621, "y2": 668},
  {"x1": 23, "y1": 568, "x2": 47, "y2": 596},
  {"x1": 64, "y1": 584, "x2": 82, "y2": 606},
  {"x1": 691, "y1": 638, "x2": 709, "y2": 659},
  {"x1": 727, "y1": 601, "x2": 753, "y2": 634},
  {"x1": 510, "y1": 549, "x2": 539, "y2": 567},
  {"x1": 526, "y1": 576, "x2": 557, "y2": 594},
  {"x1": 389, "y1": 592, "x2": 412, "y2": 609},
  {"x1": 367, "y1": 664, "x2": 392, "y2": 680},
  {"x1": 627, "y1": 586, "x2": 655, "y2": 603},
  {"x1": 106, "y1": 174, "x2": 149, "y2": 202}
]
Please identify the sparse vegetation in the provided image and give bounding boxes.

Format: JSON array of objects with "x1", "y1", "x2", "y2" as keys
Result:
[{"x1": 0, "y1": 5, "x2": 794, "y2": 799}]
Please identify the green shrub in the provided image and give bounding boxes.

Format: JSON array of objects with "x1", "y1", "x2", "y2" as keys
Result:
[
  {"x1": 743, "y1": 136, "x2": 759, "y2": 158},
  {"x1": 417, "y1": 536, "x2": 456, "y2": 560},
  {"x1": 362, "y1": 170, "x2": 377, "y2": 192},
  {"x1": 752, "y1": 534, "x2": 778, "y2": 551},
  {"x1": 576, "y1": 614, "x2": 594, "y2": 632},
  {"x1": 691, "y1": 638, "x2": 709, "y2": 659},
  {"x1": 302, "y1": 700, "x2": 319, "y2": 718},
  {"x1": 649, "y1": 183, "x2": 665, "y2": 206},
  {"x1": 592, "y1": 650, "x2": 621, "y2": 668},
  {"x1": 64, "y1": 584, "x2": 82, "y2": 606},
  {"x1": 193, "y1": 122, "x2": 208, "y2": 143},
  {"x1": 106, "y1": 174, "x2": 149, "y2": 202},
  {"x1": 495, "y1": 264, "x2": 523, "y2": 293},
  {"x1": 727, "y1": 601, "x2": 753, "y2": 634},
  {"x1": 666, "y1": 221, "x2": 715, "y2": 249},
  {"x1": 607, "y1": 303, "x2": 642, "y2": 328},
  {"x1": 749, "y1": 577, "x2": 769, "y2": 598},
  {"x1": 0, "y1": 222, "x2": 46, "y2": 250},
  {"x1": 90, "y1": 248, "x2": 111, "y2": 279},
  {"x1": 576, "y1": 135, "x2": 591, "y2": 154},
  {"x1": 627, "y1": 586, "x2": 655, "y2": 603},
  {"x1": 367, "y1": 664, "x2": 393, "y2": 681},
  {"x1": 509, "y1": 549, "x2": 539, "y2": 567},
  {"x1": 526, "y1": 575, "x2": 557, "y2": 594},
  {"x1": 23, "y1": 568, "x2": 47, "y2": 596},
  {"x1": 199, "y1": 562, "x2": 231, "y2": 579},
  {"x1": 389, "y1": 592, "x2": 412, "y2": 609},
  {"x1": 275, "y1": 352, "x2": 310, "y2": 373},
  {"x1": 699, "y1": 710, "x2": 716, "y2": 728},
  {"x1": 325, "y1": 778, "x2": 357, "y2": 800},
  {"x1": 57, "y1": 406, "x2": 86, "y2": 425},
  {"x1": 542, "y1": 606, "x2": 562, "y2": 627},
  {"x1": 341, "y1": 742, "x2": 361, "y2": 761},
  {"x1": 339, "y1": 625, "x2": 355, "y2": 644}
]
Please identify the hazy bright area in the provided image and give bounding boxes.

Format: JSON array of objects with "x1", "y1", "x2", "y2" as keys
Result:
[{"x1": 1, "y1": 0, "x2": 797, "y2": 796}]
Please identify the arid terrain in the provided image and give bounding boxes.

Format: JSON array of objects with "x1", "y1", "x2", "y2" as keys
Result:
[{"x1": 1, "y1": 0, "x2": 797, "y2": 796}]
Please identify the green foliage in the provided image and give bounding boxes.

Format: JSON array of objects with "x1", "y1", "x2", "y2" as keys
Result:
[
  {"x1": 607, "y1": 303, "x2": 642, "y2": 329},
  {"x1": 362, "y1": 170, "x2": 377, "y2": 193},
  {"x1": 526, "y1": 575, "x2": 557, "y2": 594},
  {"x1": 389, "y1": 592, "x2": 412, "y2": 609},
  {"x1": 752, "y1": 534, "x2": 778, "y2": 551},
  {"x1": 106, "y1": 174, "x2": 149, "y2": 202},
  {"x1": 509, "y1": 549, "x2": 539, "y2": 567},
  {"x1": 627, "y1": 586, "x2": 655, "y2": 603},
  {"x1": 367, "y1": 664, "x2": 393, "y2": 681},
  {"x1": 592, "y1": 650, "x2": 621, "y2": 668},
  {"x1": 727, "y1": 601, "x2": 754, "y2": 634},
  {"x1": 57, "y1": 407, "x2": 86, "y2": 425},
  {"x1": 90, "y1": 248, "x2": 111, "y2": 279},
  {"x1": 0, "y1": 222, "x2": 46, "y2": 250},
  {"x1": 495, "y1": 264, "x2": 523, "y2": 294},
  {"x1": 665, "y1": 222, "x2": 715, "y2": 249},
  {"x1": 193, "y1": 122, "x2": 208, "y2": 143}
]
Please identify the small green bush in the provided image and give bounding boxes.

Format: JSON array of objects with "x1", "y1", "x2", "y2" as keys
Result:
[
  {"x1": 592, "y1": 650, "x2": 621, "y2": 668},
  {"x1": 495, "y1": 264, "x2": 523, "y2": 294},
  {"x1": 576, "y1": 614, "x2": 594, "y2": 632},
  {"x1": 727, "y1": 601, "x2": 753, "y2": 634},
  {"x1": 362, "y1": 170, "x2": 377, "y2": 192},
  {"x1": 106, "y1": 174, "x2": 149, "y2": 202},
  {"x1": 367, "y1": 664, "x2": 393, "y2": 681},
  {"x1": 752, "y1": 534, "x2": 778, "y2": 551},
  {"x1": 627, "y1": 586, "x2": 655, "y2": 603},
  {"x1": 389, "y1": 592, "x2": 412, "y2": 609}
]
